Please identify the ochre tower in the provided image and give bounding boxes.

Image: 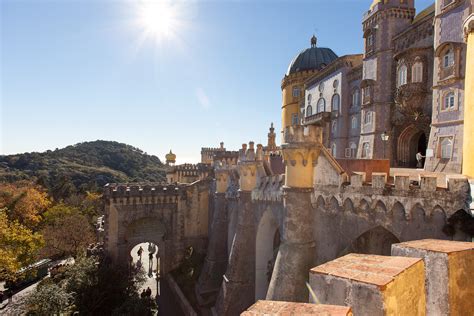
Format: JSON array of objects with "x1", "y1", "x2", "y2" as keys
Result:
[
  {"x1": 463, "y1": 14, "x2": 474, "y2": 178},
  {"x1": 281, "y1": 35, "x2": 338, "y2": 132},
  {"x1": 165, "y1": 149, "x2": 176, "y2": 165}
]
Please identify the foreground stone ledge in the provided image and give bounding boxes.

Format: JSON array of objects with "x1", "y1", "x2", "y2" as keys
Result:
[
  {"x1": 241, "y1": 300, "x2": 352, "y2": 316},
  {"x1": 391, "y1": 239, "x2": 474, "y2": 315},
  {"x1": 309, "y1": 253, "x2": 425, "y2": 316}
]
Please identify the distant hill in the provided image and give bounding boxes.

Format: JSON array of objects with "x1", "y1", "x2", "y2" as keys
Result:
[{"x1": 0, "y1": 140, "x2": 167, "y2": 198}]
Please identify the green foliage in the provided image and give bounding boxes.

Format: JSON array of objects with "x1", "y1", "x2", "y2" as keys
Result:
[
  {"x1": 0, "y1": 140, "x2": 166, "y2": 200},
  {"x1": 0, "y1": 208, "x2": 44, "y2": 282},
  {"x1": 27, "y1": 280, "x2": 74, "y2": 316}
]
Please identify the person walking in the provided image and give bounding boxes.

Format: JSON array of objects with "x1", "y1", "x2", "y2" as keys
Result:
[
  {"x1": 137, "y1": 246, "x2": 143, "y2": 260},
  {"x1": 416, "y1": 152, "x2": 425, "y2": 168},
  {"x1": 145, "y1": 287, "x2": 152, "y2": 298}
]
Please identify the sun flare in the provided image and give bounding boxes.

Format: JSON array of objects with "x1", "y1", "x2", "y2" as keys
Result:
[{"x1": 135, "y1": 0, "x2": 183, "y2": 42}]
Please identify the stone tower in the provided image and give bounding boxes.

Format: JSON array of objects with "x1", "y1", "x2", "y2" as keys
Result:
[
  {"x1": 359, "y1": 0, "x2": 415, "y2": 160},
  {"x1": 267, "y1": 122, "x2": 277, "y2": 152}
]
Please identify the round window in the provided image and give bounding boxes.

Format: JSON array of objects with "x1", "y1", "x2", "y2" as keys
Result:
[{"x1": 319, "y1": 83, "x2": 325, "y2": 92}]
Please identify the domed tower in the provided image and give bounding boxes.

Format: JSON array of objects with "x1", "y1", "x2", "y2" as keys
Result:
[
  {"x1": 281, "y1": 35, "x2": 338, "y2": 133},
  {"x1": 165, "y1": 149, "x2": 176, "y2": 166}
]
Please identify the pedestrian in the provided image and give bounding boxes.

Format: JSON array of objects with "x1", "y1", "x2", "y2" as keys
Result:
[
  {"x1": 416, "y1": 152, "x2": 425, "y2": 168},
  {"x1": 7, "y1": 291, "x2": 13, "y2": 304},
  {"x1": 137, "y1": 246, "x2": 143, "y2": 260},
  {"x1": 140, "y1": 289, "x2": 146, "y2": 299},
  {"x1": 145, "y1": 287, "x2": 152, "y2": 298}
]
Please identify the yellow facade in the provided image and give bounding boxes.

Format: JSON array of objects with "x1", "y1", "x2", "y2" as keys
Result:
[{"x1": 463, "y1": 15, "x2": 474, "y2": 178}]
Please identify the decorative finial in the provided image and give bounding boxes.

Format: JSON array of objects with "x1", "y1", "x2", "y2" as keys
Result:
[{"x1": 311, "y1": 34, "x2": 317, "y2": 48}]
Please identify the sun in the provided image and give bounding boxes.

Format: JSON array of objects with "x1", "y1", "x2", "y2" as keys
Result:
[{"x1": 135, "y1": 1, "x2": 182, "y2": 42}]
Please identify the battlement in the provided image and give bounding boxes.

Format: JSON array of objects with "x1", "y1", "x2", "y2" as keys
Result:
[
  {"x1": 104, "y1": 183, "x2": 186, "y2": 199},
  {"x1": 239, "y1": 142, "x2": 265, "y2": 163},
  {"x1": 252, "y1": 174, "x2": 285, "y2": 202},
  {"x1": 283, "y1": 125, "x2": 322, "y2": 145}
]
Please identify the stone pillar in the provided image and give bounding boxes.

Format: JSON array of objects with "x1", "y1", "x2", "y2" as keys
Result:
[
  {"x1": 214, "y1": 143, "x2": 259, "y2": 316},
  {"x1": 463, "y1": 15, "x2": 474, "y2": 178},
  {"x1": 266, "y1": 125, "x2": 322, "y2": 302},
  {"x1": 196, "y1": 168, "x2": 230, "y2": 301}
]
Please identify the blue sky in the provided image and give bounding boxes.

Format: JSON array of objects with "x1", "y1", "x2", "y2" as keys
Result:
[{"x1": 1, "y1": 0, "x2": 434, "y2": 163}]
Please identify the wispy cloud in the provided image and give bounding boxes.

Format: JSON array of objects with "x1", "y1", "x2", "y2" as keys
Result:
[{"x1": 195, "y1": 88, "x2": 211, "y2": 110}]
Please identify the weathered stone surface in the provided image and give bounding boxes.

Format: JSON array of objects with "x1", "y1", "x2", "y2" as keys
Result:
[
  {"x1": 392, "y1": 239, "x2": 474, "y2": 316},
  {"x1": 241, "y1": 300, "x2": 352, "y2": 316},
  {"x1": 309, "y1": 254, "x2": 425, "y2": 316}
]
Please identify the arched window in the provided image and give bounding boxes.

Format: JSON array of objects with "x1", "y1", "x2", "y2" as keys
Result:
[
  {"x1": 331, "y1": 121, "x2": 337, "y2": 133},
  {"x1": 331, "y1": 143, "x2": 337, "y2": 157},
  {"x1": 362, "y1": 142, "x2": 370, "y2": 158},
  {"x1": 352, "y1": 89, "x2": 360, "y2": 107},
  {"x1": 292, "y1": 86, "x2": 300, "y2": 97},
  {"x1": 440, "y1": 137, "x2": 453, "y2": 159},
  {"x1": 443, "y1": 92, "x2": 455, "y2": 110},
  {"x1": 412, "y1": 61, "x2": 423, "y2": 83},
  {"x1": 317, "y1": 98, "x2": 326, "y2": 113},
  {"x1": 306, "y1": 105, "x2": 313, "y2": 116},
  {"x1": 397, "y1": 64, "x2": 408, "y2": 87},
  {"x1": 364, "y1": 111, "x2": 373, "y2": 125},
  {"x1": 351, "y1": 116, "x2": 358, "y2": 129},
  {"x1": 350, "y1": 142, "x2": 357, "y2": 158},
  {"x1": 332, "y1": 94, "x2": 340, "y2": 112},
  {"x1": 443, "y1": 49, "x2": 454, "y2": 68},
  {"x1": 307, "y1": 93, "x2": 312, "y2": 104}
]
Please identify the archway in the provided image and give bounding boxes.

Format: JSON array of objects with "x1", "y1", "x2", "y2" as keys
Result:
[
  {"x1": 397, "y1": 125, "x2": 427, "y2": 168},
  {"x1": 130, "y1": 242, "x2": 160, "y2": 297},
  {"x1": 255, "y1": 210, "x2": 280, "y2": 300},
  {"x1": 339, "y1": 226, "x2": 400, "y2": 257}
]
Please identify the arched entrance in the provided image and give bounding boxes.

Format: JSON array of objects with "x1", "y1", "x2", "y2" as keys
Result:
[
  {"x1": 339, "y1": 226, "x2": 400, "y2": 257},
  {"x1": 255, "y1": 210, "x2": 280, "y2": 300},
  {"x1": 130, "y1": 242, "x2": 160, "y2": 297},
  {"x1": 397, "y1": 125, "x2": 427, "y2": 168}
]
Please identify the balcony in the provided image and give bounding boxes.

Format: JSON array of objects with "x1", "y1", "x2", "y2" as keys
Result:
[{"x1": 304, "y1": 112, "x2": 331, "y2": 126}]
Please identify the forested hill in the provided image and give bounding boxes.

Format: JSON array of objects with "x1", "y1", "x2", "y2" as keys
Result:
[{"x1": 0, "y1": 140, "x2": 167, "y2": 198}]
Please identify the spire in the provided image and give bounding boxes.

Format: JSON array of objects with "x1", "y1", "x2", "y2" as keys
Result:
[
  {"x1": 267, "y1": 122, "x2": 277, "y2": 152},
  {"x1": 311, "y1": 34, "x2": 317, "y2": 48}
]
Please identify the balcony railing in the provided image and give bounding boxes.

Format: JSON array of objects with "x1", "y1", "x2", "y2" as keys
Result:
[{"x1": 304, "y1": 112, "x2": 331, "y2": 126}]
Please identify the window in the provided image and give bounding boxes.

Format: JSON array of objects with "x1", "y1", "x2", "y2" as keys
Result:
[
  {"x1": 362, "y1": 86, "x2": 371, "y2": 104},
  {"x1": 350, "y1": 142, "x2": 357, "y2": 158},
  {"x1": 364, "y1": 111, "x2": 373, "y2": 124},
  {"x1": 291, "y1": 113, "x2": 299, "y2": 126},
  {"x1": 352, "y1": 89, "x2": 360, "y2": 107},
  {"x1": 292, "y1": 87, "x2": 300, "y2": 97},
  {"x1": 443, "y1": 49, "x2": 454, "y2": 68},
  {"x1": 307, "y1": 93, "x2": 312, "y2": 104},
  {"x1": 439, "y1": 137, "x2": 453, "y2": 159},
  {"x1": 306, "y1": 105, "x2": 313, "y2": 116},
  {"x1": 397, "y1": 64, "x2": 408, "y2": 87},
  {"x1": 362, "y1": 142, "x2": 370, "y2": 158},
  {"x1": 443, "y1": 92, "x2": 455, "y2": 110},
  {"x1": 351, "y1": 116, "x2": 358, "y2": 129},
  {"x1": 412, "y1": 61, "x2": 423, "y2": 83},
  {"x1": 331, "y1": 143, "x2": 337, "y2": 157},
  {"x1": 317, "y1": 98, "x2": 326, "y2": 113},
  {"x1": 332, "y1": 94, "x2": 340, "y2": 111},
  {"x1": 333, "y1": 80, "x2": 339, "y2": 89},
  {"x1": 319, "y1": 83, "x2": 325, "y2": 93},
  {"x1": 331, "y1": 121, "x2": 337, "y2": 133},
  {"x1": 367, "y1": 34, "x2": 373, "y2": 47}
]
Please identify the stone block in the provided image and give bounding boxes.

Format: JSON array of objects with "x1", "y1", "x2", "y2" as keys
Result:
[
  {"x1": 372, "y1": 172, "x2": 387, "y2": 189},
  {"x1": 394, "y1": 174, "x2": 410, "y2": 190},
  {"x1": 309, "y1": 253, "x2": 425, "y2": 316},
  {"x1": 420, "y1": 175, "x2": 437, "y2": 192},
  {"x1": 350, "y1": 172, "x2": 366, "y2": 187},
  {"x1": 446, "y1": 175, "x2": 468, "y2": 192},
  {"x1": 241, "y1": 300, "x2": 352, "y2": 316},
  {"x1": 391, "y1": 239, "x2": 474, "y2": 316}
]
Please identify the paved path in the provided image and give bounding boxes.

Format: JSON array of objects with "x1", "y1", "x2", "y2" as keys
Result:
[
  {"x1": 0, "y1": 282, "x2": 38, "y2": 315},
  {"x1": 131, "y1": 243, "x2": 160, "y2": 298}
]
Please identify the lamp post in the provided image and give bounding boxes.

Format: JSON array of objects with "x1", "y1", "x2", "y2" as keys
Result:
[{"x1": 381, "y1": 131, "x2": 390, "y2": 159}]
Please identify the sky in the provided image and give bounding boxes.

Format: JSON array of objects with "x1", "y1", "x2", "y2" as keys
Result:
[{"x1": 1, "y1": 0, "x2": 434, "y2": 163}]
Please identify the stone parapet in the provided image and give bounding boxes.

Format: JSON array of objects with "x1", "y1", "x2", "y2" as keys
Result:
[
  {"x1": 241, "y1": 300, "x2": 352, "y2": 316},
  {"x1": 309, "y1": 253, "x2": 425, "y2": 316},
  {"x1": 392, "y1": 239, "x2": 474, "y2": 315},
  {"x1": 251, "y1": 175, "x2": 285, "y2": 202}
]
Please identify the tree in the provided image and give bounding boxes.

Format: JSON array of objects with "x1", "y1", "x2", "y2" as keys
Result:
[
  {"x1": 40, "y1": 209, "x2": 96, "y2": 259},
  {"x1": 0, "y1": 182, "x2": 51, "y2": 228},
  {"x1": 0, "y1": 208, "x2": 44, "y2": 282},
  {"x1": 27, "y1": 280, "x2": 74, "y2": 315}
]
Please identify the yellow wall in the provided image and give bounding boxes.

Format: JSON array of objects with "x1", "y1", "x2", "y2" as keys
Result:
[
  {"x1": 382, "y1": 260, "x2": 426, "y2": 316},
  {"x1": 448, "y1": 251, "x2": 474, "y2": 315},
  {"x1": 463, "y1": 28, "x2": 474, "y2": 178}
]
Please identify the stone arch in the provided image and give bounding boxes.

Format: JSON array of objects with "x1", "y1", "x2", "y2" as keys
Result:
[
  {"x1": 339, "y1": 226, "x2": 400, "y2": 257},
  {"x1": 444, "y1": 210, "x2": 473, "y2": 241},
  {"x1": 329, "y1": 196, "x2": 340, "y2": 213},
  {"x1": 255, "y1": 209, "x2": 280, "y2": 300},
  {"x1": 397, "y1": 125, "x2": 427, "y2": 168},
  {"x1": 375, "y1": 200, "x2": 388, "y2": 223},
  {"x1": 390, "y1": 201, "x2": 406, "y2": 221},
  {"x1": 314, "y1": 195, "x2": 326, "y2": 210},
  {"x1": 408, "y1": 203, "x2": 426, "y2": 221},
  {"x1": 359, "y1": 199, "x2": 370, "y2": 213},
  {"x1": 343, "y1": 198, "x2": 354, "y2": 213}
]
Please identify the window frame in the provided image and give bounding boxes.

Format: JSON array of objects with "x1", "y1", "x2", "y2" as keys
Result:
[
  {"x1": 397, "y1": 63, "x2": 408, "y2": 87},
  {"x1": 331, "y1": 94, "x2": 340, "y2": 112},
  {"x1": 317, "y1": 98, "x2": 326, "y2": 113},
  {"x1": 412, "y1": 61, "x2": 423, "y2": 83},
  {"x1": 438, "y1": 137, "x2": 453, "y2": 159},
  {"x1": 351, "y1": 116, "x2": 358, "y2": 129},
  {"x1": 362, "y1": 142, "x2": 370, "y2": 158},
  {"x1": 442, "y1": 91, "x2": 456, "y2": 111}
]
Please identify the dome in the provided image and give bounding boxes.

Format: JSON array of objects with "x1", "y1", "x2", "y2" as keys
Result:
[
  {"x1": 286, "y1": 36, "x2": 338, "y2": 76},
  {"x1": 165, "y1": 150, "x2": 176, "y2": 163}
]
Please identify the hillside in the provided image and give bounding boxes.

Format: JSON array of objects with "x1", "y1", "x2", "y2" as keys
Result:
[{"x1": 0, "y1": 140, "x2": 167, "y2": 198}]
